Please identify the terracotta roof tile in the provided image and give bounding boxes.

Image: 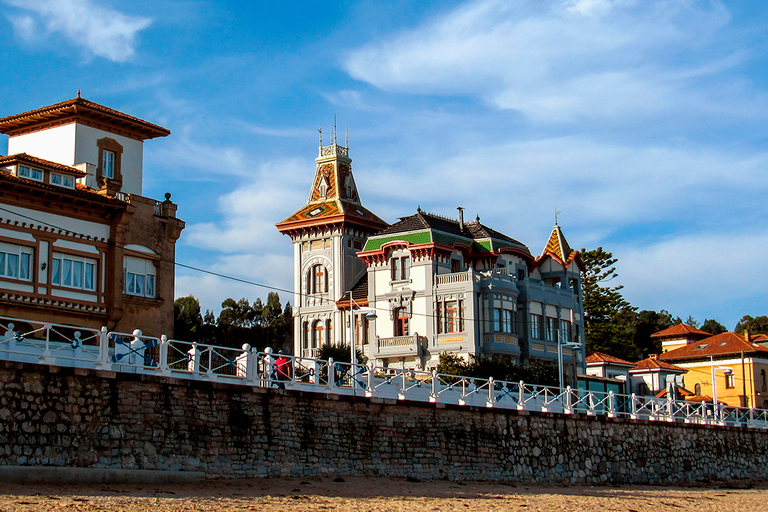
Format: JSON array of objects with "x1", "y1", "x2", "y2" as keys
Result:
[
  {"x1": 0, "y1": 170, "x2": 125, "y2": 206},
  {"x1": 0, "y1": 153, "x2": 86, "y2": 176},
  {"x1": 586, "y1": 352, "x2": 633, "y2": 365},
  {"x1": 651, "y1": 323, "x2": 710, "y2": 339},
  {"x1": 631, "y1": 357, "x2": 686, "y2": 372},
  {"x1": 659, "y1": 331, "x2": 768, "y2": 362},
  {"x1": 0, "y1": 96, "x2": 170, "y2": 140}
]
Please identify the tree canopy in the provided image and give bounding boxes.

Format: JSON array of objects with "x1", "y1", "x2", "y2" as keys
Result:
[{"x1": 173, "y1": 294, "x2": 292, "y2": 353}]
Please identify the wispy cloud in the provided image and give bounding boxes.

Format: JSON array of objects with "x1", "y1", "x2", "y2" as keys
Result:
[
  {"x1": 3, "y1": 0, "x2": 151, "y2": 62},
  {"x1": 343, "y1": 0, "x2": 756, "y2": 125}
]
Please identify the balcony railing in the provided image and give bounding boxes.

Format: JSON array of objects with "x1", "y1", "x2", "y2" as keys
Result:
[
  {"x1": 2, "y1": 313, "x2": 768, "y2": 430},
  {"x1": 436, "y1": 271, "x2": 471, "y2": 286}
]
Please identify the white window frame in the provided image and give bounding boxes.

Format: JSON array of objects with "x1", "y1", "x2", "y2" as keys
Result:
[
  {"x1": 124, "y1": 256, "x2": 156, "y2": 298},
  {"x1": 18, "y1": 165, "x2": 43, "y2": 182},
  {"x1": 51, "y1": 253, "x2": 97, "y2": 291},
  {"x1": 0, "y1": 243, "x2": 33, "y2": 281},
  {"x1": 103, "y1": 150, "x2": 115, "y2": 179},
  {"x1": 50, "y1": 173, "x2": 75, "y2": 189}
]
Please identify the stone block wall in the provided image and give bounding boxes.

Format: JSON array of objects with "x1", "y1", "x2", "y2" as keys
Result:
[{"x1": 1, "y1": 360, "x2": 767, "y2": 483}]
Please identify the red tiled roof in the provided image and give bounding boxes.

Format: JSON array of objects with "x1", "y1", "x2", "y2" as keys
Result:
[
  {"x1": 0, "y1": 169, "x2": 125, "y2": 207},
  {"x1": 0, "y1": 96, "x2": 170, "y2": 141},
  {"x1": 656, "y1": 387, "x2": 694, "y2": 398},
  {"x1": 631, "y1": 357, "x2": 686, "y2": 372},
  {"x1": 651, "y1": 323, "x2": 709, "y2": 339},
  {"x1": 659, "y1": 331, "x2": 768, "y2": 362},
  {"x1": 586, "y1": 352, "x2": 633, "y2": 366},
  {"x1": 0, "y1": 153, "x2": 86, "y2": 176},
  {"x1": 752, "y1": 334, "x2": 768, "y2": 342}
]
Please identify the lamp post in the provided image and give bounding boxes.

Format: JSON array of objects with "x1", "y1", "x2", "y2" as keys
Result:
[
  {"x1": 348, "y1": 291, "x2": 377, "y2": 392},
  {"x1": 558, "y1": 339, "x2": 582, "y2": 390}
]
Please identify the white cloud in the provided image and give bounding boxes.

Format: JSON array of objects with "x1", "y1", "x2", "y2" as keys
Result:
[
  {"x1": 343, "y1": 0, "x2": 751, "y2": 124},
  {"x1": 617, "y1": 231, "x2": 768, "y2": 328},
  {"x1": 3, "y1": 0, "x2": 151, "y2": 62}
]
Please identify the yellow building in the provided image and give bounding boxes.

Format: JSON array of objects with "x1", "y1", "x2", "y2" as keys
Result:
[{"x1": 659, "y1": 331, "x2": 768, "y2": 408}]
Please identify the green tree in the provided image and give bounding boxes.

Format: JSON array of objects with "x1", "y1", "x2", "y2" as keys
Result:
[
  {"x1": 701, "y1": 318, "x2": 727, "y2": 335},
  {"x1": 218, "y1": 298, "x2": 256, "y2": 328},
  {"x1": 632, "y1": 309, "x2": 674, "y2": 357},
  {"x1": 580, "y1": 247, "x2": 637, "y2": 359},
  {"x1": 735, "y1": 315, "x2": 768, "y2": 335},
  {"x1": 317, "y1": 343, "x2": 368, "y2": 365},
  {"x1": 173, "y1": 295, "x2": 203, "y2": 341}
]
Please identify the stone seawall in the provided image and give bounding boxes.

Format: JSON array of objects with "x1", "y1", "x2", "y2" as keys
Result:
[{"x1": 1, "y1": 360, "x2": 767, "y2": 483}]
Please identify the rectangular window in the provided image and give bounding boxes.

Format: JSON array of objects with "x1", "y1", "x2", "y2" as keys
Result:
[
  {"x1": 50, "y1": 173, "x2": 75, "y2": 188},
  {"x1": 546, "y1": 317, "x2": 558, "y2": 342},
  {"x1": 438, "y1": 300, "x2": 464, "y2": 333},
  {"x1": 124, "y1": 256, "x2": 157, "y2": 298},
  {"x1": 103, "y1": 150, "x2": 115, "y2": 179},
  {"x1": 390, "y1": 256, "x2": 410, "y2": 281},
  {"x1": 494, "y1": 308, "x2": 502, "y2": 332},
  {"x1": 18, "y1": 165, "x2": 43, "y2": 181},
  {"x1": 725, "y1": 373, "x2": 735, "y2": 389},
  {"x1": 530, "y1": 313, "x2": 542, "y2": 339},
  {"x1": 451, "y1": 258, "x2": 461, "y2": 273},
  {"x1": 0, "y1": 243, "x2": 33, "y2": 281},
  {"x1": 559, "y1": 320, "x2": 571, "y2": 343},
  {"x1": 51, "y1": 253, "x2": 97, "y2": 291}
]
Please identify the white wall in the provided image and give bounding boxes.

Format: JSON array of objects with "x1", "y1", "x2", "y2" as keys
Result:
[
  {"x1": 7, "y1": 124, "x2": 77, "y2": 165},
  {"x1": 75, "y1": 124, "x2": 144, "y2": 195}
]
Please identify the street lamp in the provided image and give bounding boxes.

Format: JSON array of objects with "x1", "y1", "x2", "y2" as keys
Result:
[
  {"x1": 558, "y1": 340, "x2": 582, "y2": 390},
  {"x1": 348, "y1": 292, "x2": 377, "y2": 390}
]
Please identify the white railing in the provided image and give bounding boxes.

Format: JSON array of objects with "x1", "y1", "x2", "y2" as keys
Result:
[
  {"x1": 2, "y1": 314, "x2": 768, "y2": 430},
  {"x1": 435, "y1": 272, "x2": 471, "y2": 285}
]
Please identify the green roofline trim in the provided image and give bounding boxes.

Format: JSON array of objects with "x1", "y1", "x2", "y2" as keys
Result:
[{"x1": 363, "y1": 231, "x2": 432, "y2": 251}]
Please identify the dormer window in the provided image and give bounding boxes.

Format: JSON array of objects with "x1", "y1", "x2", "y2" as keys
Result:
[
  {"x1": 50, "y1": 173, "x2": 75, "y2": 189},
  {"x1": 102, "y1": 150, "x2": 115, "y2": 179},
  {"x1": 18, "y1": 165, "x2": 43, "y2": 182}
]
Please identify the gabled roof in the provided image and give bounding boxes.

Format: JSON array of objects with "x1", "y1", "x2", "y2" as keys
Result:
[
  {"x1": 586, "y1": 352, "x2": 633, "y2": 366},
  {"x1": 0, "y1": 96, "x2": 170, "y2": 141},
  {"x1": 535, "y1": 225, "x2": 584, "y2": 271},
  {"x1": 335, "y1": 273, "x2": 368, "y2": 310},
  {"x1": 0, "y1": 153, "x2": 86, "y2": 176},
  {"x1": 630, "y1": 356, "x2": 686, "y2": 373},
  {"x1": 364, "y1": 209, "x2": 531, "y2": 257},
  {"x1": 651, "y1": 323, "x2": 710, "y2": 340},
  {"x1": 277, "y1": 144, "x2": 388, "y2": 234},
  {"x1": 659, "y1": 331, "x2": 768, "y2": 362}
]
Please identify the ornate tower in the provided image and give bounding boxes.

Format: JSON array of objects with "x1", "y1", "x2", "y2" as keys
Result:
[{"x1": 276, "y1": 139, "x2": 387, "y2": 357}]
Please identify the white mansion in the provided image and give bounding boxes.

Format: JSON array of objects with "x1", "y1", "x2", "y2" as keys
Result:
[{"x1": 277, "y1": 142, "x2": 585, "y2": 375}]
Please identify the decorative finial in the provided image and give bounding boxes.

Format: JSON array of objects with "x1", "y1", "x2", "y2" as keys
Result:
[
  {"x1": 417, "y1": 205, "x2": 422, "y2": 213},
  {"x1": 345, "y1": 126, "x2": 348, "y2": 148},
  {"x1": 77, "y1": 89, "x2": 81, "y2": 98},
  {"x1": 333, "y1": 114, "x2": 337, "y2": 144},
  {"x1": 319, "y1": 126, "x2": 323, "y2": 147},
  {"x1": 476, "y1": 214, "x2": 480, "y2": 222},
  {"x1": 555, "y1": 208, "x2": 562, "y2": 226}
]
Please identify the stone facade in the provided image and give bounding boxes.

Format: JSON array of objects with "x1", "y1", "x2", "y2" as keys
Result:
[{"x1": 1, "y1": 359, "x2": 767, "y2": 483}]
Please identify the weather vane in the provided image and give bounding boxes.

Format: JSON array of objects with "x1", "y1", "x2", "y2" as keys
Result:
[{"x1": 555, "y1": 208, "x2": 562, "y2": 226}]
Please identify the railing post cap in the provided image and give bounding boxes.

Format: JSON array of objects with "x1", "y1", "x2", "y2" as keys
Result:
[
  {"x1": 161, "y1": 334, "x2": 168, "y2": 342},
  {"x1": 132, "y1": 328, "x2": 143, "y2": 337},
  {"x1": 242, "y1": 343, "x2": 251, "y2": 351},
  {"x1": 264, "y1": 346, "x2": 273, "y2": 354}
]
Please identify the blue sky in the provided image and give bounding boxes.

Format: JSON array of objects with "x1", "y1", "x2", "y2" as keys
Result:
[{"x1": 1, "y1": 0, "x2": 767, "y2": 330}]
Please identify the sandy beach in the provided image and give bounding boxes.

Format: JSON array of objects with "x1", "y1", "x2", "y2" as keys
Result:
[{"x1": 0, "y1": 477, "x2": 766, "y2": 511}]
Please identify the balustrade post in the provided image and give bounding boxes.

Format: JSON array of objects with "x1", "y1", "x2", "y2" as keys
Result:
[
  {"x1": 42, "y1": 323, "x2": 52, "y2": 361},
  {"x1": 313, "y1": 358, "x2": 320, "y2": 385},
  {"x1": 430, "y1": 369, "x2": 438, "y2": 402},
  {"x1": 487, "y1": 377, "x2": 494, "y2": 407},
  {"x1": 518, "y1": 380, "x2": 525, "y2": 410},
  {"x1": 630, "y1": 393, "x2": 638, "y2": 419},
  {"x1": 246, "y1": 347, "x2": 258, "y2": 384},
  {"x1": 187, "y1": 342, "x2": 201, "y2": 374},
  {"x1": 158, "y1": 335, "x2": 170, "y2": 376},
  {"x1": 206, "y1": 347, "x2": 213, "y2": 375},
  {"x1": 608, "y1": 390, "x2": 616, "y2": 418},
  {"x1": 328, "y1": 357, "x2": 335, "y2": 389},
  {"x1": 565, "y1": 385, "x2": 572, "y2": 414},
  {"x1": 96, "y1": 326, "x2": 109, "y2": 369},
  {"x1": 366, "y1": 361, "x2": 374, "y2": 395},
  {"x1": 666, "y1": 394, "x2": 674, "y2": 422}
]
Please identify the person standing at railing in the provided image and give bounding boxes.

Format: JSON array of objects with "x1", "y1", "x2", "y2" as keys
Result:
[{"x1": 276, "y1": 351, "x2": 291, "y2": 382}]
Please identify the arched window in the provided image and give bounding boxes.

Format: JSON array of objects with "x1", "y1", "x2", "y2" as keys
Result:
[
  {"x1": 394, "y1": 307, "x2": 409, "y2": 337},
  {"x1": 312, "y1": 320, "x2": 324, "y2": 348},
  {"x1": 694, "y1": 383, "x2": 702, "y2": 396},
  {"x1": 309, "y1": 264, "x2": 328, "y2": 294},
  {"x1": 326, "y1": 319, "x2": 332, "y2": 344}
]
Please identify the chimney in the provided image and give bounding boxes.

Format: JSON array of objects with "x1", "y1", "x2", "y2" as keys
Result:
[
  {"x1": 650, "y1": 353, "x2": 658, "y2": 360},
  {"x1": 457, "y1": 206, "x2": 465, "y2": 231},
  {"x1": 746, "y1": 329, "x2": 751, "y2": 343}
]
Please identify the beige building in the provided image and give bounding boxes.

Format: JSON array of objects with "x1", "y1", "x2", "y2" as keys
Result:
[{"x1": 0, "y1": 96, "x2": 184, "y2": 336}]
